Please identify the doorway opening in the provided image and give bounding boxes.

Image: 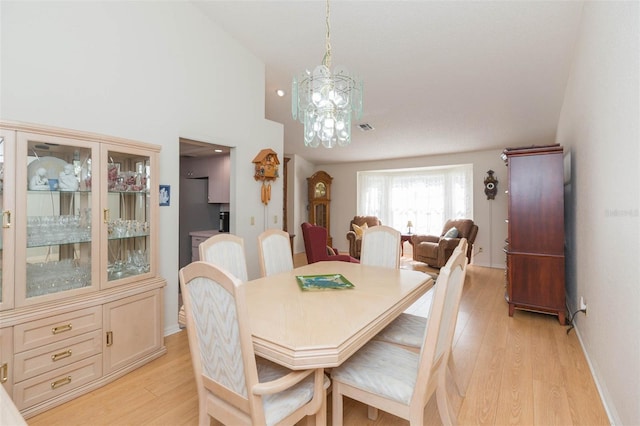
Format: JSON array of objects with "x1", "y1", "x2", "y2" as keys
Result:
[{"x1": 178, "y1": 138, "x2": 231, "y2": 319}]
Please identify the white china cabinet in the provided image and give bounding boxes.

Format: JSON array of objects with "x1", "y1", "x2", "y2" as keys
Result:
[{"x1": 0, "y1": 121, "x2": 166, "y2": 418}]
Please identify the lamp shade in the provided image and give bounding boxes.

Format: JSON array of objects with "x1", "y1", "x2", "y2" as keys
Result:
[{"x1": 406, "y1": 221, "x2": 413, "y2": 228}]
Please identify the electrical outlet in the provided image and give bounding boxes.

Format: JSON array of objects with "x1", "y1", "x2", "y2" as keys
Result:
[
  {"x1": 250, "y1": 216, "x2": 255, "y2": 226},
  {"x1": 478, "y1": 247, "x2": 483, "y2": 253},
  {"x1": 580, "y1": 296, "x2": 588, "y2": 315},
  {"x1": 274, "y1": 215, "x2": 278, "y2": 224}
]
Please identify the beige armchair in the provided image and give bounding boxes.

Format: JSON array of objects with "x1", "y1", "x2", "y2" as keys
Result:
[
  {"x1": 346, "y1": 216, "x2": 382, "y2": 259},
  {"x1": 412, "y1": 219, "x2": 478, "y2": 267}
]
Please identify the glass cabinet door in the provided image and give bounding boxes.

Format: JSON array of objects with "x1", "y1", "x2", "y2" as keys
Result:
[
  {"x1": 15, "y1": 133, "x2": 99, "y2": 306},
  {"x1": 314, "y1": 203, "x2": 327, "y2": 228},
  {"x1": 0, "y1": 129, "x2": 16, "y2": 311},
  {"x1": 102, "y1": 146, "x2": 154, "y2": 288}
]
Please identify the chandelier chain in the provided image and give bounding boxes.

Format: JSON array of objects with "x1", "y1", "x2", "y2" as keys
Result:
[{"x1": 323, "y1": 0, "x2": 332, "y2": 68}]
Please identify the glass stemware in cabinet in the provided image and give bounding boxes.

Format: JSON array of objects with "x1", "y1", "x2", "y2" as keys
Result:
[
  {"x1": 23, "y1": 138, "x2": 96, "y2": 302},
  {"x1": 106, "y1": 152, "x2": 151, "y2": 283}
]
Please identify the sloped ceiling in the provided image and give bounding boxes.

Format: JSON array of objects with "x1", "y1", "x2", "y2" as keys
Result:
[{"x1": 192, "y1": 1, "x2": 584, "y2": 164}]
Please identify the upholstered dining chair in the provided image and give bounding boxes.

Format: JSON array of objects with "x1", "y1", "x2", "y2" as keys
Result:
[
  {"x1": 179, "y1": 261, "x2": 329, "y2": 426},
  {"x1": 179, "y1": 233, "x2": 249, "y2": 327},
  {"x1": 199, "y1": 233, "x2": 249, "y2": 281},
  {"x1": 375, "y1": 238, "x2": 469, "y2": 397},
  {"x1": 258, "y1": 229, "x2": 294, "y2": 277},
  {"x1": 359, "y1": 225, "x2": 401, "y2": 269},
  {"x1": 301, "y1": 222, "x2": 359, "y2": 264},
  {"x1": 330, "y1": 249, "x2": 467, "y2": 426}
]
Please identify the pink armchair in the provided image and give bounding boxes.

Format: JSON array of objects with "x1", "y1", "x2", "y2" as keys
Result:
[
  {"x1": 301, "y1": 222, "x2": 359, "y2": 264},
  {"x1": 411, "y1": 219, "x2": 478, "y2": 267}
]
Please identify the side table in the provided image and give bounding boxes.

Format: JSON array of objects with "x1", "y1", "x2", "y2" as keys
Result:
[{"x1": 400, "y1": 234, "x2": 413, "y2": 256}]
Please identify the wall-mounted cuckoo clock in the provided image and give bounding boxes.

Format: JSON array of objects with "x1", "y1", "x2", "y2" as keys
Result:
[
  {"x1": 484, "y1": 169, "x2": 498, "y2": 200},
  {"x1": 252, "y1": 148, "x2": 280, "y2": 204}
]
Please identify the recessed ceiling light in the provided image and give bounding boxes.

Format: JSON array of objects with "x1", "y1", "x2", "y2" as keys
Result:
[{"x1": 276, "y1": 89, "x2": 286, "y2": 97}]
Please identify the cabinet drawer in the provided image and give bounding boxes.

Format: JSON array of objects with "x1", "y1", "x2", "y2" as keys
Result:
[
  {"x1": 509, "y1": 254, "x2": 565, "y2": 310},
  {"x1": 13, "y1": 354, "x2": 102, "y2": 410},
  {"x1": 14, "y1": 306, "x2": 102, "y2": 353},
  {"x1": 192, "y1": 235, "x2": 211, "y2": 261},
  {"x1": 192, "y1": 236, "x2": 208, "y2": 247},
  {"x1": 1, "y1": 327, "x2": 14, "y2": 397},
  {"x1": 14, "y1": 330, "x2": 102, "y2": 382}
]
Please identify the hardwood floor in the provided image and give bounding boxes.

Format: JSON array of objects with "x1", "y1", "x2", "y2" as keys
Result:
[{"x1": 27, "y1": 260, "x2": 609, "y2": 425}]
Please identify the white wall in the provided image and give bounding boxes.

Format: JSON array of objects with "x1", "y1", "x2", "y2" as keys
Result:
[
  {"x1": 556, "y1": 2, "x2": 639, "y2": 424},
  {"x1": 288, "y1": 154, "x2": 315, "y2": 255},
  {"x1": 1, "y1": 1, "x2": 283, "y2": 335},
  {"x1": 316, "y1": 148, "x2": 509, "y2": 268}
]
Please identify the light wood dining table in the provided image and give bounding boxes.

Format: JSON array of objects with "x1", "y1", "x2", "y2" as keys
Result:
[{"x1": 245, "y1": 261, "x2": 433, "y2": 370}]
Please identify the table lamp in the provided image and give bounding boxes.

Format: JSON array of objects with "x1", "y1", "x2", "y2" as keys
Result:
[{"x1": 406, "y1": 220, "x2": 413, "y2": 234}]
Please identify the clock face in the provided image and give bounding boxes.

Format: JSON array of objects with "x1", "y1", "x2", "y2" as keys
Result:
[{"x1": 314, "y1": 182, "x2": 326, "y2": 198}]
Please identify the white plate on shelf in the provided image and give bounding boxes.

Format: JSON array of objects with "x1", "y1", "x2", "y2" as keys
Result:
[{"x1": 27, "y1": 156, "x2": 68, "y2": 180}]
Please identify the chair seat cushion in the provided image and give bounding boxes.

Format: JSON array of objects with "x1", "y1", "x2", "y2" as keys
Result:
[
  {"x1": 375, "y1": 313, "x2": 427, "y2": 348},
  {"x1": 257, "y1": 358, "x2": 330, "y2": 426},
  {"x1": 330, "y1": 341, "x2": 418, "y2": 405},
  {"x1": 417, "y1": 241, "x2": 439, "y2": 258}
]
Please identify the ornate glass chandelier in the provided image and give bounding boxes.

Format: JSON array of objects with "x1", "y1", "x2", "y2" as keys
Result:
[{"x1": 292, "y1": 0, "x2": 363, "y2": 148}]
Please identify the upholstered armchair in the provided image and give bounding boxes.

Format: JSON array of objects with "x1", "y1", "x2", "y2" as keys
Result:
[
  {"x1": 411, "y1": 219, "x2": 478, "y2": 267},
  {"x1": 301, "y1": 222, "x2": 359, "y2": 264},
  {"x1": 346, "y1": 216, "x2": 382, "y2": 259}
]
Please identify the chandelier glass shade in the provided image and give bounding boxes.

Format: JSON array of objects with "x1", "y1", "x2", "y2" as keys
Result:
[{"x1": 291, "y1": 0, "x2": 363, "y2": 148}]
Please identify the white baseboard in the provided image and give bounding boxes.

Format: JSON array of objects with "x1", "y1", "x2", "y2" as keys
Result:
[
  {"x1": 574, "y1": 324, "x2": 617, "y2": 425},
  {"x1": 470, "y1": 260, "x2": 505, "y2": 269},
  {"x1": 164, "y1": 324, "x2": 182, "y2": 336}
]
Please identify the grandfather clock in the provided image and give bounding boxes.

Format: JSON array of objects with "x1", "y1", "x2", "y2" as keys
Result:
[{"x1": 307, "y1": 171, "x2": 333, "y2": 247}]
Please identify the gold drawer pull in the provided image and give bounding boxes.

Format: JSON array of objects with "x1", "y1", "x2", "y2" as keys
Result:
[
  {"x1": 51, "y1": 324, "x2": 73, "y2": 334},
  {"x1": 51, "y1": 350, "x2": 72, "y2": 362},
  {"x1": 106, "y1": 331, "x2": 113, "y2": 347},
  {"x1": 0, "y1": 362, "x2": 7, "y2": 383},
  {"x1": 103, "y1": 208, "x2": 109, "y2": 223},
  {"x1": 2, "y1": 210, "x2": 11, "y2": 229},
  {"x1": 51, "y1": 375, "x2": 72, "y2": 389}
]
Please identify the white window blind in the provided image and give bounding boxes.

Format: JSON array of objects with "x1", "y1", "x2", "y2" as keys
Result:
[{"x1": 357, "y1": 164, "x2": 473, "y2": 235}]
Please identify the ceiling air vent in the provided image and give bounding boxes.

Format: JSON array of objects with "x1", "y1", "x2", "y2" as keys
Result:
[{"x1": 358, "y1": 123, "x2": 374, "y2": 132}]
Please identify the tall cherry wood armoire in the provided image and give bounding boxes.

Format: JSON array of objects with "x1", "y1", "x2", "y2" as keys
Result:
[{"x1": 503, "y1": 145, "x2": 566, "y2": 324}]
